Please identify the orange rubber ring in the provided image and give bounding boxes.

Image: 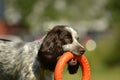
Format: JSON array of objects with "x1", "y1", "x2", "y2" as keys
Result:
[{"x1": 54, "y1": 52, "x2": 90, "y2": 80}]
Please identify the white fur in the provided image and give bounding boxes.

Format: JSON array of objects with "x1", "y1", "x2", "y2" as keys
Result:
[{"x1": 62, "y1": 27, "x2": 84, "y2": 55}]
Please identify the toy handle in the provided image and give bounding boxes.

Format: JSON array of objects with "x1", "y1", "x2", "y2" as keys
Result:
[{"x1": 54, "y1": 52, "x2": 90, "y2": 80}]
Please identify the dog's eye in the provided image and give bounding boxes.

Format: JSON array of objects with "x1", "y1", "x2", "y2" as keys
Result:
[
  {"x1": 65, "y1": 35, "x2": 71, "y2": 39},
  {"x1": 64, "y1": 35, "x2": 72, "y2": 44},
  {"x1": 77, "y1": 37, "x2": 80, "y2": 42}
]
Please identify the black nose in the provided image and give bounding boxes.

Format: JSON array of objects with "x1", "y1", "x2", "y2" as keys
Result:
[{"x1": 80, "y1": 48, "x2": 85, "y2": 54}]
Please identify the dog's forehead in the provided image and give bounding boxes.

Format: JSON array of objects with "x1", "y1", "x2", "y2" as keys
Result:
[{"x1": 65, "y1": 27, "x2": 78, "y2": 38}]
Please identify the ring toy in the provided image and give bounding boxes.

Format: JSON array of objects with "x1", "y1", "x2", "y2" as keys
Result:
[{"x1": 54, "y1": 52, "x2": 90, "y2": 80}]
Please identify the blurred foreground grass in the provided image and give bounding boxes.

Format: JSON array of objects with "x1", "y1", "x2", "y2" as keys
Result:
[{"x1": 60, "y1": 65, "x2": 120, "y2": 80}]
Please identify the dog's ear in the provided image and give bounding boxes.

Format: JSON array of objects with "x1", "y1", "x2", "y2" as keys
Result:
[
  {"x1": 39, "y1": 31, "x2": 62, "y2": 54},
  {"x1": 38, "y1": 28, "x2": 64, "y2": 71}
]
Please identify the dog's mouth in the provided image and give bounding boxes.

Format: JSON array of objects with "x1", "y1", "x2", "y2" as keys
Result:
[
  {"x1": 57, "y1": 54, "x2": 78, "y2": 65},
  {"x1": 68, "y1": 58, "x2": 78, "y2": 65},
  {"x1": 56, "y1": 52, "x2": 84, "y2": 74},
  {"x1": 57, "y1": 50, "x2": 85, "y2": 65}
]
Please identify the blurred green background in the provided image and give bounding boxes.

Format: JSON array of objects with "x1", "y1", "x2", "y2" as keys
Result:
[{"x1": 0, "y1": 0, "x2": 120, "y2": 80}]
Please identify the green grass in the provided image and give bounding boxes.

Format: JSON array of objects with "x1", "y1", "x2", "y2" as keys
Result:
[
  {"x1": 53, "y1": 64, "x2": 120, "y2": 80},
  {"x1": 62, "y1": 66, "x2": 82, "y2": 80},
  {"x1": 91, "y1": 66, "x2": 120, "y2": 80}
]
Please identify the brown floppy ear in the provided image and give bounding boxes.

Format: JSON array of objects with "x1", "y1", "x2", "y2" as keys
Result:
[
  {"x1": 39, "y1": 31, "x2": 63, "y2": 54},
  {"x1": 37, "y1": 28, "x2": 64, "y2": 71}
]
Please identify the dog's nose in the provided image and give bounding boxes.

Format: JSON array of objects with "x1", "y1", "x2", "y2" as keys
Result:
[{"x1": 79, "y1": 48, "x2": 85, "y2": 55}]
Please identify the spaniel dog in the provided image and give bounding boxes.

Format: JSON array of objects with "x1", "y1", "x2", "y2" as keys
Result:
[{"x1": 0, "y1": 25, "x2": 85, "y2": 80}]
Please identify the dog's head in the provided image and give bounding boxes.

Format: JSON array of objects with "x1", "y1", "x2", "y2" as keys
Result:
[{"x1": 38, "y1": 25, "x2": 85, "y2": 73}]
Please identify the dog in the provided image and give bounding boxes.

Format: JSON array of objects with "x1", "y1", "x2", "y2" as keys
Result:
[{"x1": 0, "y1": 25, "x2": 85, "y2": 80}]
